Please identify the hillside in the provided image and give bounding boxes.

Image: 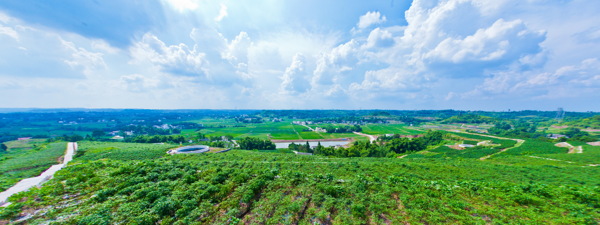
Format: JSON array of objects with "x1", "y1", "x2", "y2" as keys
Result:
[
  {"x1": 0, "y1": 141, "x2": 598, "y2": 224},
  {"x1": 565, "y1": 115, "x2": 600, "y2": 129}
]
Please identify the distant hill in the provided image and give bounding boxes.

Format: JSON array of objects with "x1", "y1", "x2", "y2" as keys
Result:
[
  {"x1": 564, "y1": 115, "x2": 600, "y2": 129},
  {"x1": 442, "y1": 114, "x2": 496, "y2": 124}
]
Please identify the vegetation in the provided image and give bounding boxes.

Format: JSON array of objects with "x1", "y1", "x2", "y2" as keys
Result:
[
  {"x1": 1, "y1": 148, "x2": 599, "y2": 224},
  {"x1": 236, "y1": 137, "x2": 275, "y2": 150},
  {"x1": 443, "y1": 114, "x2": 496, "y2": 124},
  {"x1": 0, "y1": 109, "x2": 599, "y2": 224},
  {"x1": 564, "y1": 115, "x2": 600, "y2": 129},
  {"x1": 321, "y1": 124, "x2": 362, "y2": 133},
  {"x1": 0, "y1": 140, "x2": 66, "y2": 192}
]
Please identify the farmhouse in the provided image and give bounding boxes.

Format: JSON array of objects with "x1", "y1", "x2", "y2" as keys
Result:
[{"x1": 548, "y1": 134, "x2": 568, "y2": 139}]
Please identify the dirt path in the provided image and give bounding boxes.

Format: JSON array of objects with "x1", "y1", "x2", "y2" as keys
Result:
[
  {"x1": 479, "y1": 139, "x2": 525, "y2": 160},
  {"x1": 440, "y1": 130, "x2": 524, "y2": 160},
  {"x1": 353, "y1": 132, "x2": 377, "y2": 143},
  {"x1": 555, "y1": 142, "x2": 583, "y2": 154},
  {"x1": 0, "y1": 142, "x2": 77, "y2": 207},
  {"x1": 528, "y1": 155, "x2": 574, "y2": 163}
]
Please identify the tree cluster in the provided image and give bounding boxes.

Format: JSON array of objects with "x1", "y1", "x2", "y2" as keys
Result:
[
  {"x1": 125, "y1": 135, "x2": 186, "y2": 144},
  {"x1": 288, "y1": 142, "x2": 312, "y2": 153},
  {"x1": 323, "y1": 125, "x2": 362, "y2": 133},
  {"x1": 314, "y1": 130, "x2": 444, "y2": 158},
  {"x1": 237, "y1": 137, "x2": 275, "y2": 150}
]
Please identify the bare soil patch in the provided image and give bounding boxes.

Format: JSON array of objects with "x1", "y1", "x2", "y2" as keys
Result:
[{"x1": 587, "y1": 141, "x2": 600, "y2": 146}]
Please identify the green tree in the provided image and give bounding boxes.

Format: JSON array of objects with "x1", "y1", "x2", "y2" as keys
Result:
[
  {"x1": 0, "y1": 143, "x2": 7, "y2": 153},
  {"x1": 92, "y1": 130, "x2": 105, "y2": 138}
]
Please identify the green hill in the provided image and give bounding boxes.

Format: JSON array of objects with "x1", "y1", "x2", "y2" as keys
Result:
[
  {"x1": 565, "y1": 115, "x2": 600, "y2": 129},
  {"x1": 1, "y1": 141, "x2": 598, "y2": 224}
]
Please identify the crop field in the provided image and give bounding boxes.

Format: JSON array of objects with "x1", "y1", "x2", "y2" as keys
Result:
[
  {"x1": 410, "y1": 146, "x2": 501, "y2": 159},
  {"x1": 196, "y1": 120, "x2": 366, "y2": 141},
  {"x1": 76, "y1": 141, "x2": 178, "y2": 161},
  {"x1": 500, "y1": 139, "x2": 566, "y2": 156},
  {"x1": 1, "y1": 148, "x2": 599, "y2": 224},
  {"x1": 535, "y1": 145, "x2": 600, "y2": 165},
  {"x1": 0, "y1": 141, "x2": 66, "y2": 192},
  {"x1": 360, "y1": 124, "x2": 424, "y2": 135},
  {"x1": 448, "y1": 132, "x2": 517, "y2": 149}
]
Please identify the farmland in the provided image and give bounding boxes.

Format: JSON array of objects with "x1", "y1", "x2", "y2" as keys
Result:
[
  {"x1": 1, "y1": 145, "x2": 598, "y2": 224},
  {"x1": 0, "y1": 140, "x2": 66, "y2": 192},
  {"x1": 0, "y1": 109, "x2": 599, "y2": 224}
]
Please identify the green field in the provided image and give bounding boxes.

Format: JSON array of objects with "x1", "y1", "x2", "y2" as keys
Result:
[
  {"x1": 194, "y1": 119, "x2": 366, "y2": 141},
  {"x1": 361, "y1": 124, "x2": 424, "y2": 135},
  {"x1": 76, "y1": 141, "x2": 178, "y2": 161},
  {"x1": 1, "y1": 147, "x2": 598, "y2": 224},
  {"x1": 0, "y1": 140, "x2": 67, "y2": 192}
]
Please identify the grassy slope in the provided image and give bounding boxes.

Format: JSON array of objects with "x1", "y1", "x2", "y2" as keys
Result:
[
  {"x1": 0, "y1": 140, "x2": 66, "y2": 192},
  {"x1": 361, "y1": 124, "x2": 423, "y2": 135},
  {"x1": 0, "y1": 143, "x2": 598, "y2": 224}
]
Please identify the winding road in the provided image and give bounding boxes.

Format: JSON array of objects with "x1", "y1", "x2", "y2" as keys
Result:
[{"x1": 0, "y1": 142, "x2": 77, "y2": 207}]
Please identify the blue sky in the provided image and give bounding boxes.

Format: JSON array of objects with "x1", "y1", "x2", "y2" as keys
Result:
[{"x1": 0, "y1": 0, "x2": 599, "y2": 111}]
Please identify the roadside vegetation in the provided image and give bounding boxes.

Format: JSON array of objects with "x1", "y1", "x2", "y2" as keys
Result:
[
  {"x1": 1, "y1": 148, "x2": 598, "y2": 224},
  {"x1": 0, "y1": 140, "x2": 66, "y2": 192},
  {"x1": 0, "y1": 109, "x2": 599, "y2": 223}
]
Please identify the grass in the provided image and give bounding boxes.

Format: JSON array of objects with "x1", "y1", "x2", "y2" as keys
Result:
[
  {"x1": 76, "y1": 141, "x2": 178, "y2": 161},
  {"x1": 2, "y1": 148, "x2": 599, "y2": 224},
  {"x1": 412, "y1": 146, "x2": 501, "y2": 159},
  {"x1": 447, "y1": 132, "x2": 517, "y2": 149},
  {"x1": 535, "y1": 145, "x2": 600, "y2": 165},
  {"x1": 501, "y1": 139, "x2": 566, "y2": 156},
  {"x1": 0, "y1": 141, "x2": 67, "y2": 192},
  {"x1": 361, "y1": 124, "x2": 423, "y2": 135}
]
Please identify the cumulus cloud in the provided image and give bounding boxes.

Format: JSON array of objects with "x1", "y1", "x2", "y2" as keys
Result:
[
  {"x1": 312, "y1": 39, "x2": 360, "y2": 87},
  {"x1": 131, "y1": 33, "x2": 208, "y2": 77},
  {"x1": 280, "y1": 53, "x2": 310, "y2": 94},
  {"x1": 221, "y1": 32, "x2": 251, "y2": 77},
  {"x1": 357, "y1": 11, "x2": 387, "y2": 30},
  {"x1": 425, "y1": 19, "x2": 545, "y2": 63},
  {"x1": 214, "y1": 3, "x2": 228, "y2": 22},
  {"x1": 365, "y1": 28, "x2": 394, "y2": 48},
  {"x1": 61, "y1": 39, "x2": 107, "y2": 75}
]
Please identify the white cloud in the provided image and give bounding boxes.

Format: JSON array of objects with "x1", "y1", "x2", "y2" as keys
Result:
[
  {"x1": 119, "y1": 74, "x2": 158, "y2": 92},
  {"x1": 357, "y1": 11, "x2": 387, "y2": 29},
  {"x1": 0, "y1": 26, "x2": 19, "y2": 41},
  {"x1": 163, "y1": 0, "x2": 199, "y2": 12},
  {"x1": 130, "y1": 33, "x2": 208, "y2": 77},
  {"x1": 61, "y1": 39, "x2": 107, "y2": 76},
  {"x1": 221, "y1": 31, "x2": 251, "y2": 76},
  {"x1": 425, "y1": 19, "x2": 545, "y2": 63},
  {"x1": 365, "y1": 28, "x2": 394, "y2": 48},
  {"x1": 214, "y1": 4, "x2": 228, "y2": 22},
  {"x1": 280, "y1": 53, "x2": 310, "y2": 94}
]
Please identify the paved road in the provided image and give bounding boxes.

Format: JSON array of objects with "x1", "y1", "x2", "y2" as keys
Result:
[{"x1": 0, "y1": 142, "x2": 77, "y2": 206}]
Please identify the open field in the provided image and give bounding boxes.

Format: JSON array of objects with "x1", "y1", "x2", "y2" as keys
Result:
[
  {"x1": 0, "y1": 140, "x2": 66, "y2": 192},
  {"x1": 361, "y1": 124, "x2": 424, "y2": 135},
  {"x1": 75, "y1": 141, "x2": 178, "y2": 161},
  {"x1": 1, "y1": 147, "x2": 598, "y2": 224},
  {"x1": 193, "y1": 119, "x2": 369, "y2": 141}
]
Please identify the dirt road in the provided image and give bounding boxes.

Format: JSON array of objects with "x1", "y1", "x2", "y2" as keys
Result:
[
  {"x1": 555, "y1": 142, "x2": 583, "y2": 154},
  {"x1": 0, "y1": 142, "x2": 77, "y2": 206},
  {"x1": 353, "y1": 132, "x2": 377, "y2": 143}
]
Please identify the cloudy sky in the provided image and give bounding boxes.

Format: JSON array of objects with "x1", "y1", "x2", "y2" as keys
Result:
[{"x1": 0, "y1": 0, "x2": 598, "y2": 111}]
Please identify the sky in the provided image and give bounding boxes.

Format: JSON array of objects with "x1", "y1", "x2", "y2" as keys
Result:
[{"x1": 0, "y1": 0, "x2": 599, "y2": 111}]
